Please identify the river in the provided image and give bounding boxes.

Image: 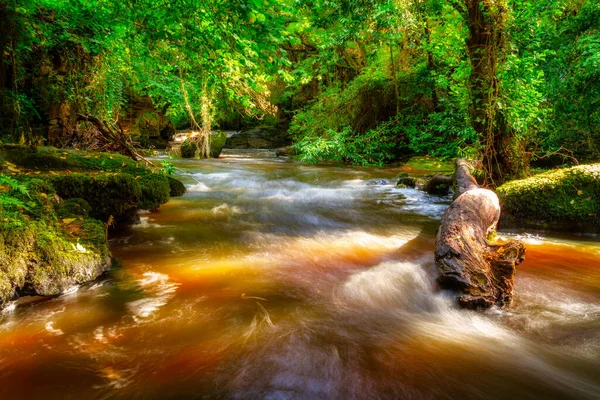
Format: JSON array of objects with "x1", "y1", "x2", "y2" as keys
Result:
[{"x1": 1, "y1": 151, "x2": 599, "y2": 399}]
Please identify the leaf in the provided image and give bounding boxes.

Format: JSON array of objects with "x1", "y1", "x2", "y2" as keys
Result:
[{"x1": 62, "y1": 218, "x2": 76, "y2": 224}]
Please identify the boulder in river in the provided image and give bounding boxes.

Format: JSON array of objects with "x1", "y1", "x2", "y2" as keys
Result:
[
  {"x1": 225, "y1": 127, "x2": 291, "y2": 149},
  {"x1": 497, "y1": 164, "x2": 600, "y2": 233}
]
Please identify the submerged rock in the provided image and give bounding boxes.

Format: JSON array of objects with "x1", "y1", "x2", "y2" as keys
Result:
[{"x1": 497, "y1": 164, "x2": 600, "y2": 233}]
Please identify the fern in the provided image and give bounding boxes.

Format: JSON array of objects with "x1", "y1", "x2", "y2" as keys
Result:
[
  {"x1": 0, "y1": 194, "x2": 30, "y2": 211},
  {"x1": 0, "y1": 175, "x2": 30, "y2": 198}
]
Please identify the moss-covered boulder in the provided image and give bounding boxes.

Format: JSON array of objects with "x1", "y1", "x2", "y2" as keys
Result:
[
  {"x1": 0, "y1": 145, "x2": 178, "y2": 218},
  {"x1": 0, "y1": 177, "x2": 110, "y2": 309},
  {"x1": 497, "y1": 164, "x2": 600, "y2": 233},
  {"x1": 396, "y1": 172, "x2": 417, "y2": 188},
  {"x1": 49, "y1": 173, "x2": 142, "y2": 224},
  {"x1": 210, "y1": 131, "x2": 227, "y2": 158},
  {"x1": 180, "y1": 132, "x2": 227, "y2": 159},
  {"x1": 57, "y1": 198, "x2": 92, "y2": 218},
  {"x1": 167, "y1": 176, "x2": 186, "y2": 197},
  {"x1": 138, "y1": 174, "x2": 170, "y2": 210},
  {"x1": 180, "y1": 139, "x2": 197, "y2": 158}
]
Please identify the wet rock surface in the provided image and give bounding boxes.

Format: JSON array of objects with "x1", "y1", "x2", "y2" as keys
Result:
[{"x1": 225, "y1": 127, "x2": 292, "y2": 149}]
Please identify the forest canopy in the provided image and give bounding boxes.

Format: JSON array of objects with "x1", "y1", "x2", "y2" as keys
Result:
[{"x1": 1, "y1": 0, "x2": 599, "y2": 182}]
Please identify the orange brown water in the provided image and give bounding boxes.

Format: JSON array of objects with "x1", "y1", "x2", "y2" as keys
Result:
[{"x1": 1, "y1": 152, "x2": 599, "y2": 399}]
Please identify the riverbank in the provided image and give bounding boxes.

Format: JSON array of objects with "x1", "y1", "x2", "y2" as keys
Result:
[{"x1": 0, "y1": 145, "x2": 186, "y2": 310}]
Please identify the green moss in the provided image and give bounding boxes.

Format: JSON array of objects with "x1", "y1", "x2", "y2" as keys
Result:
[
  {"x1": 31, "y1": 219, "x2": 109, "y2": 296},
  {"x1": 3, "y1": 145, "x2": 180, "y2": 205},
  {"x1": 497, "y1": 164, "x2": 600, "y2": 232},
  {"x1": 0, "y1": 211, "x2": 109, "y2": 308},
  {"x1": 138, "y1": 174, "x2": 170, "y2": 210},
  {"x1": 210, "y1": 131, "x2": 227, "y2": 158},
  {"x1": 49, "y1": 173, "x2": 141, "y2": 223},
  {"x1": 396, "y1": 172, "x2": 417, "y2": 188},
  {"x1": 0, "y1": 145, "x2": 143, "y2": 174},
  {"x1": 180, "y1": 139, "x2": 197, "y2": 158},
  {"x1": 57, "y1": 198, "x2": 92, "y2": 218},
  {"x1": 402, "y1": 156, "x2": 454, "y2": 175},
  {"x1": 167, "y1": 176, "x2": 186, "y2": 197},
  {"x1": 26, "y1": 178, "x2": 56, "y2": 197}
]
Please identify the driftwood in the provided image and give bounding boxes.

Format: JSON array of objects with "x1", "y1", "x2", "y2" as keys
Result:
[
  {"x1": 435, "y1": 159, "x2": 525, "y2": 309},
  {"x1": 76, "y1": 115, "x2": 157, "y2": 167}
]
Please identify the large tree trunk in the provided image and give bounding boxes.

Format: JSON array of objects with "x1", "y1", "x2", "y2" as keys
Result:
[
  {"x1": 464, "y1": 0, "x2": 527, "y2": 184},
  {"x1": 435, "y1": 159, "x2": 525, "y2": 309}
]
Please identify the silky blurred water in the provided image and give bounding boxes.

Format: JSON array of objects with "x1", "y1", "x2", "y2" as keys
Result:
[{"x1": 1, "y1": 152, "x2": 599, "y2": 399}]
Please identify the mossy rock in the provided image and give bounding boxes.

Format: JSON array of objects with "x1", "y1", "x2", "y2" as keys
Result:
[
  {"x1": 0, "y1": 212, "x2": 110, "y2": 308},
  {"x1": 179, "y1": 132, "x2": 227, "y2": 159},
  {"x1": 49, "y1": 173, "x2": 142, "y2": 224},
  {"x1": 210, "y1": 131, "x2": 227, "y2": 158},
  {"x1": 1, "y1": 145, "x2": 179, "y2": 218},
  {"x1": 396, "y1": 172, "x2": 417, "y2": 188},
  {"x1": 180, "y1": 139, "x2": 197, "y2": 158},
  {"x1": 138, "y1": 174, "x2": 170, "y2": 210},
  {"x1": 167, "y1": 176, "x2": 186, "y2": 197},
  {"x1": 57, "y1": 198, "x2": 92, "y2": 218},
  {"x1": 497, "y1": 164, "x2": 600, "y2": 233}
]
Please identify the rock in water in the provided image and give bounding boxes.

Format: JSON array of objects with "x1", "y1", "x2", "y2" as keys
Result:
[{"x1": 434, "y1": 159, "x2": 526, "y2": 309}]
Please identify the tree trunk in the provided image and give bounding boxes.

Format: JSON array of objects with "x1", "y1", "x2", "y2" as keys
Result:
[
  {"x1": 435, "y1": 159, "x2": 525, "y2": 309},
  {"x1": 465, "y1": 0, "x2": 526, "y2": 184}
]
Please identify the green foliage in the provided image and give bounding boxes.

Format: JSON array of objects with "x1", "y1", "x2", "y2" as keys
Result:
[
  {"x1": 160, "y1": 161, "x2": 175, "y2": 176},
  {"x1": 294, "y1": 126, "x2": 398, "y2": 166},
  {"x1": 2, "y1": 0, "x2": 599, "y2": 168}
]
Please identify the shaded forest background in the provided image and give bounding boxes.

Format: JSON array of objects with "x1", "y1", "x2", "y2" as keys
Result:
[{"x1": 1, "y1": 0, "x2": 599, "y2": 183}]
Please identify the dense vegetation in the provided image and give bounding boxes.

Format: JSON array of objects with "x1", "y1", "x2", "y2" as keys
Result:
[{"x1": 1, "y1": 0, "x2": 599, "y2": 182}]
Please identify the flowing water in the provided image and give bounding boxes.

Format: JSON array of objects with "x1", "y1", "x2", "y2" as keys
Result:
[{"x1": 1, "y1": 151, "x2": 600, "y2": 399}]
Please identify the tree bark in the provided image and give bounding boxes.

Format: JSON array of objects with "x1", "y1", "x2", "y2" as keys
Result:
[
  {"x1": 464, "y1": 0, "x2": 527, "y2": 184},
  {"x1": 435, "y1": 158, "x2": 525, "y2": 309}
]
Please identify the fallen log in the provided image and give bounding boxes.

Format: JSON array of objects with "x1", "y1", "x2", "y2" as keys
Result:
[
  {"x1": 76, "y1": 114, "x2": 157, "y2": 168},
  {"x1": 435, "y1": 159, "x2": 526, "y2": 309}
]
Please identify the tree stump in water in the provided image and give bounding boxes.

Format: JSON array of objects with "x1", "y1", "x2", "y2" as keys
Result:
[{"x1": 435, "y1": 159, "x2": 526, "y2": 309}]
